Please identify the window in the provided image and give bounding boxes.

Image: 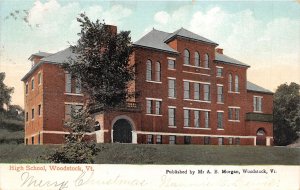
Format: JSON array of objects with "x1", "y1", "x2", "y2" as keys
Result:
[
  {"x1": 31, "y1": 108, "x2": 34, "y2": 119},
  {"x1": 65, "y1": 104, "x2": 83, "y2": 120},
  {"x1": 204, "y1": 111, "x2": 210, "y2": 128},
  {"x1": 229, "y1": 137, "x2": 233, "y2": 145},
  {"x1": 235, "y1": 75, "x2": 239, "y2": 92},
  {"x1": 184, "y1": 136, "x2": 192, "y2": 144},
  {"x1": 235, "y1": 138, "x2": 240, "y2": 145},
  {"x1": 217, "y1": 112, "x2": 223, "y2": 129},
  {"x1": 146, "y1": 100, "x2": 152, "y2": 114},
  {"x1": 194, "y1": 52, "x2": 200, "y2": 67},
  {"x1": 75, "y1": 78, "x2": 81, "y2": 94},
  {"x1": 26, "y1": 112, "x2": 28, "y2": 122},
  {"x1": 155, "y1": 101, "x2": 161, "y2": 115},
  {"x1": 95, "y1": 121, "x2": 101, "y2": 131},
  {"x1": 184, "y1": 49, "x2": 190, "y2": 65},
  {"x1": 65, "y1": 73, "x2": 72, "y2": 93},
  {"x1": 217, "y1": 86, "x2": 224, "y2": 103},
  {"x1": 31, "y1": 136, "x2": 34, "y2": 144},
  {"x1": 169, "y1": 135, "x2": 176, "y2": 144},
  {"x1": 235, "y1": 109, "x2": 240, "y2": 121},
  {"x1": 147, "y1": 135, "x2": 153, "y2": 144},
  {"x1": 168, "y1": 59, "x2": 175, "y2": 69},
  {"x1": 156, "y1": 135, "x2": 162, "y2": 144},
  {"x1": 194, "y1": 83, "x2": 200, "y2": 100},
  {"x1": 216, "y1": 67, "x2": 223, "y2": 77},
  {"x1": 218, "y1": 137, "x2": 224, "y2": 145},
  {"x1": 203, "y1": 84, "x2": 210, "y2": 101},
  {"x1": 204, "y1": 136, "x2": 210, "y2": 145},
  {"x1": 146, "y1": 60, "x2": 152, "y2": 81},
  {"x1": 228, "y1": 108, "x2": 233, "y2": 120},
  {"x1": 254, "y1": 96, "x2": 262, "y2": 112},
  {"x1": 184, "y1": 81, "x2": 190, "y2": 99},
  {"x1": 228, "y1": 74, "x2": 233, "y2": 92},
  {"x1": 168, "y1": 79, "x2": 176, "y2": 98},
  {"x1": 38, "y1": 133, "x2": 41, "y2": 144},
  {"x1": 228, "y1": 107, "x2": 240, "y2": 121},
  {"x1": 155, "y1": 62, "x2": 161, "y2": 82},
  {"x1": 31, "y1": 78, "x2": 34, "y2": 90},
  {"x1": 204, "y1": 54, "x2": 209, "y2": 68},
  {"x1": 38, "y1": 104, "x2": 41, "y2": 116},
  {"x1": 38, "y1": 72, "x2": 42, "y2": 85},
  {"x1": 25, "y1": 83, "x2": 28, "y2": 94},
  {"x1": 147, "y1": 99, "x2": 161, "y2": 115},
  {"x1": 184, "y1": 109, "x2": 190, "y2": 127},
  {"x1": 194, "y1": 110, "x2": 200, "y2": 128},
  {"x1": 168, "y1": 108, "x2": 176, "y2": 126}
]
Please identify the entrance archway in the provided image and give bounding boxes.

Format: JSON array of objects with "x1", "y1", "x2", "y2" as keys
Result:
[
  {"x1": 113, "y1": 119, "x2": 132, "y2": 143},
  {"x1": 256, "y1": 128, "x2": 266, "y2": 146}
]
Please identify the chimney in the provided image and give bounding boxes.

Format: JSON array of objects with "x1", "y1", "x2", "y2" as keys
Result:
[
  {"x1": 216, "y1": 48, "x2": 223, "y2": 54},
  {"x1": 104, "y1": 25, "x2": 117, "y2": 35}
]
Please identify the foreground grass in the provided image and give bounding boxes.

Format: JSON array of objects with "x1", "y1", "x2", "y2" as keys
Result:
[{"x1": 0, "y1": 144, "x2": 299, "y2": 165}]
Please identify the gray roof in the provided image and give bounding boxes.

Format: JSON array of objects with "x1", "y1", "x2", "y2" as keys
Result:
[
  {"x1": 133, "y1": 29, "x2": 178, "y2": 53},
  {"x1": 215, "y1": 52, "x2": 250, "y2": 67},
  {"x1": 41, "y1": 47, "x2": 77, "y2": 64},
  {"x1": 22, "y1": 48, "x2": 77, "y2": 81},
  {"x1": 247, "y1": 81, "x2": 273, "y2": 94},
  {"x1": 164, "y1": 28, "x2": 218, "y2": 45},
  {"x1": 29, "y1": 52, "x2": 52, "y2": 60}
]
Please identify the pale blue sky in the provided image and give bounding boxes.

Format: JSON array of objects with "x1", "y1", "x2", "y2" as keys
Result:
[{"x1": 0, "y1": 0, "x2": 300, "y2": 107}]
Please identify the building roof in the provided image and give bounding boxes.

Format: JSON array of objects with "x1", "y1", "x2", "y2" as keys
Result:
[
  {"x1": 215, "y1": 52, "x2": 250, "y2": 67},
  {"x1": 28, "y1": 51, "x2": 52, "y2": 60},
  {"x1": 247, "y1": 81, "x2": 273, "y2": 94},
  {"x1": 22, "y1": 48, "x2": 76, "y2": 81},
  {"x1": 133, "y1": 29, "x2": 178, "y2": 54},
  {"x1": 164, "y1": 27, "x2": 218, "y2": 45},
  {"x1": 41, "y1": 47, "x2": 77, "y2": 64}
]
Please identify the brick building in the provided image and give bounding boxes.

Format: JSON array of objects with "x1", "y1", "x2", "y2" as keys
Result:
[{"x1": 22, "y1": 26, "x2": 274, "y2": 146}]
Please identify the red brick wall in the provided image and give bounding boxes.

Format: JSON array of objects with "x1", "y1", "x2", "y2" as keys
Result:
[{"x1": 24, "y1": 65, "x2": 44, "y2": 144}]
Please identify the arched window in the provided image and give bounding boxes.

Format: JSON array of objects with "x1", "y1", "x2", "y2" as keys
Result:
[
  {"x1": 204, "y1": 53, "x2": 209, "y2": 68},
  {"x1": 146, "y1": 60, "x2": 152, "y2": 81},
  {"x1": 155, "y1": 62, "x2": 161, "y2": 82},
  {"x1": 194, "y1": 52, "x2": 200, "y2": 67},
  {"x1": 184, "y1": 49, "x2": 190, "y2": 65},
  {"x1": 235, "y1": 75, "x2": 239, "y2": 92},
  {"x1": 228, "y1": 74, "x2": 233, "y2": 92}
]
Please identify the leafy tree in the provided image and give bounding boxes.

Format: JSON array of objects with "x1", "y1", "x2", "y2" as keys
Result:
[
  {"x1": 64, "y1": 13, "x2": 134, "y2": 112},
  {"x1": 273, "y1": 82, "x2": 300, "y2": 146},
  {"x1": 7, "y1": 104, "x2": 24, "y2": 120},
  {"x1": 0, "y1": 72, "x2": 14, "y2": 112},
  {"x1": 46, "y1": 109, "x2": 99, "y2": 163}
]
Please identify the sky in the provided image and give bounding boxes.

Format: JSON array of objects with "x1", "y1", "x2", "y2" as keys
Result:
[{"x1": 0, "y1": 0, "x2": 299, "y2": 108}]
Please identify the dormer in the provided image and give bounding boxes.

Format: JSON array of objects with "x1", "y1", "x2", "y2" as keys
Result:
[{"x1": 28, "y1": 52, "x2": 52, "y2": 67}]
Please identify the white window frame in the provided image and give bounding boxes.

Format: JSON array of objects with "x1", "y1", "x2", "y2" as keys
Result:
[
  {"x1": 65, "y1": 73, "x2": 72, "y2": 93},
  {"x1": 155, "y1": 62, "x2": 161, "y2": 82},
  {"x1": 168, "y1": 107, "x2": 176, "y2": 127},
  {"x1": 184, "y1": 109, "x2": 190, "y2": 127},
  {"x1": 168, "y1": 58, "x2": 176, "y2": 70},
  {"x1": 217, "y1": 84, "x2": 224, "y2": 103},
  {"x1": 253, "y1": 96, "x2": 263, "y2": 113},
  {"x1": 184, "y1": 81, "x2": 190, "y2": 99},
  {"x1": 168, "y1": 78, "x2": 176, "y2": 98}
]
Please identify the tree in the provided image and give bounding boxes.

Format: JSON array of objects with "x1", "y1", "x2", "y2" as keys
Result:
[
  {"x1": 46, "y1": 109, "x2": 99, "y2": 163},
  {"x1": 0, "y1": 72, "x2": 14, "y2": 111},
  {"x1": 273, "y1": 82, "x2": 300, "y2": 146},
  {"x1": 65, "y1": 13, "x2": 134, "y2": 112}
]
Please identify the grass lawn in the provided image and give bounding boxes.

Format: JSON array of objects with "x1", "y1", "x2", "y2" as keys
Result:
[{"x1": 0, "y1": 143, "x2": 299, "y2": 165}]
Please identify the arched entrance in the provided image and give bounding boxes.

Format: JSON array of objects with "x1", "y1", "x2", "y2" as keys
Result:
[
  {"x1": 256, "y1": 128, "x2": 266, "y2": 146},
  {"x1": 113, "y1": 119, "x2": 132, "y2": 143}
]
